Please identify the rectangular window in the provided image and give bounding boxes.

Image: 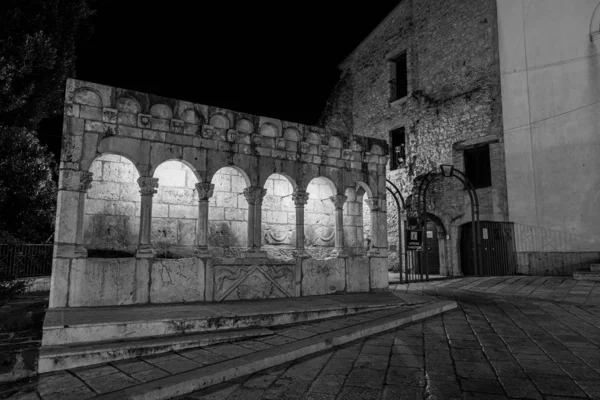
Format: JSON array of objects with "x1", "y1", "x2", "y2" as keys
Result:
[
  {"x1": 390, "y1": 52, "x2": 408, "y2": 101},
  {"x1": 464, "y1": 144, "x2": 491, "y2": 189},
  {"x1": 389, "y1": 127, "x2": 406, "y2": 171}
]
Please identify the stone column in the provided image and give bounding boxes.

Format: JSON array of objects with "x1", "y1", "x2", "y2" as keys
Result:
[
  {"x1": 366, "y1": 196, "x2": 388, "y2": 257},
  {"x1": 136, "y1": 177, "x2": 159, "y2": 258},
  {"x1": 243, "y1": 186, "x2": 268, "y2": 257},
  {"x1": 54, "y1": 169, "x2": 95, "y2": 258},
  {"x1": 195, "y1": 182, "x2": 214, "y2": 255},
  {"x1": 330, "y1": 194, "x2": 348, "y2": 257},
  {"x1": 74, "y1": 171, "x2": 94, "y2": 257},
  {"x1": 292, "y1": 189, "x2": 309, "y2": 256}
]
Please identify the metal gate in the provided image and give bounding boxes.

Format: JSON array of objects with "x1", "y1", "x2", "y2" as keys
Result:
[{"x1": 460, "y1": 221, "x2": 517, "y2": 276}]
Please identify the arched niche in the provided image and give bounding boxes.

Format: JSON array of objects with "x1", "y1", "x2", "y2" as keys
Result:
[
  {"x1": 73, "y1": 88, "x2": 102, "y2": 107},
  {"x1": 283, "y1": 128, "x2": 300, "y2": 142},
  {"x1": 182, "y1": 108, "x2": 205, "y2": 125},
  {"x1": 116, "y1": 97, "x2": 142, "y2": 114},
  {"x1": 84, "y1": 153, "x2": 141, "y2": 256},
  {"x1": 260, "y1": 123, "x2": 279, "y2": 138},
  {"x1": 151, "y1": 160, "x2": 200, "y2": 257},
  {"x1": 328, "y1": 136, "x2": 343, "y2": 148},
  {"x1": 150, "y1": 104, "x2": 173, "y2": 120},
  {"x1": 262, "y1": 173, "x2": 296, "y2": 248},
  {"x1": 209, "y1": 166, "x2": 250, "y2": 251},
  {"x1": 304, "y1": 177, "x2": 337, "y2": 256},
  {"x1": 209, "y1": 113, "x2": 230, "y2": 129},
  {"x1": 236, "y1": 118, "x2": 254, "y2": 133}
]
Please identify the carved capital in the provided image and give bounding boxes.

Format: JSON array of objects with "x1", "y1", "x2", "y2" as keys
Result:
[
  {"x1": 196, "y1": 182, "x2": 215, "y2": 201},
  {"x1": 138, "y1": 177, "x2": 159, "y2": 196},
  {"x1": 243, "y1": 186, "x2": 267, "y2": 205},
  {"x1": 78, "y1": 171, "x2": 94, "y2": 192},
  {"x1": 292, "y1": 190, "x2": 309, "y2": 207},
  {"x1": 329, "y1": 194, "x2": 347, "y2": 210}
]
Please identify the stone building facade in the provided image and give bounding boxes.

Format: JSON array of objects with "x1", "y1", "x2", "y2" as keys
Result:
[
  {"x1": 50, "y1": 78, "x2": 390, "y2": 309},
  {"x1": 321, "y1": 0, "x2": 508, "y2": 275}
]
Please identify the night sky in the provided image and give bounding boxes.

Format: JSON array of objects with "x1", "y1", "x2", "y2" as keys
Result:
[{"x1": 40, "y1": 1, "x2": 401, "y2": 157}]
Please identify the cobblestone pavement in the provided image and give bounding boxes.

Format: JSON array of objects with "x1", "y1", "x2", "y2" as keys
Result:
[{"x1": 179, "y1": 290, "x2": 600, "y2": 399}]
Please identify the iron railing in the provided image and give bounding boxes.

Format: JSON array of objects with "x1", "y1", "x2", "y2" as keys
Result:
[{"x1": 0, "y1": 244, "x2": 53, "y2": 278}]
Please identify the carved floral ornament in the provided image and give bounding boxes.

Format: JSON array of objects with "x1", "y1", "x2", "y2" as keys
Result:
[
  {"x1": 195, "y1": 182, "x2": 215, "y2": 201},
  {"x1": 292, "y1": 190, "x2": 309, "y2": 207},
  {"x1": 243, "y1": 187, "x2": 267, "y2": 205},
  {"x1": 329, "y1": 194, "x2": 347, "y2": 210},
  {"x1": 137, "y1": 177, "x2": 159, "y2": 196}
]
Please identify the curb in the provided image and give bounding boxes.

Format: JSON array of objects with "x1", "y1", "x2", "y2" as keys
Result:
[{"x1": 95, "y1": 300, "x2": 457, "y2": 400}]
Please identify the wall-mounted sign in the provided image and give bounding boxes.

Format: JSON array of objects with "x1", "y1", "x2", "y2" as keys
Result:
[
  {"x1": 406, "y1": 229, "x2": 423, "y2": 251},
  {"x1": 482, "y1": 228, "x2": 488, "y2": 240},
  {"x1": 426, "y1": 231, "x2": 433, "y2": 239}
]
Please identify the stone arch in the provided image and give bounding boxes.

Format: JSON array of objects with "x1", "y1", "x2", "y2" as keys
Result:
[
  {"x1": 182, "y1": 108, "x2": 205, "y2": 125},
  {"x1": 355, "y1": 181, "x2": 374, "y2": 199},
  {"x1": 84, "y1": 153, "x2": 141, "y2": 256},
  {"x1": 262, "y1": 173, "x2": 296, "y2": 247},
  {"x1": 73, "y1": 88, "x2": 102, "y2": 107},
  {"x1": 236, "y1": 118, "x2": 254, "y2": 133},
  {"x1": 116, "y1": 97, "x2": 142, "y2": 114},
  {"x1": 83, "y1": 150, "x2": 143, "y2": 177},
  {"x1": 151, "y1": 160, "x2": 199, "y2": 256},
  {"x1": 283, "y1": 128, "x2": 300, "y2": 141},
  {"x1": 209, "y1": 113, "x2": 230, "y2": 129},
  {"x1": 209, "y1": 166, "x2": 250, "y2": 250},
  {"x1": 304, "y1": 176, "x2": 337, "y2": 254},
  {"x1": 150, "y1": 104, "x2": 173, "y2": 120},
  {"x1": 305, "y1": 132, "x2": 320, "y2": 145},
  {"x1": 328, "y1": 136, "x2": 343, "y2": 148},
  {"x1": 260, "y1": 123, "x2": 279, "y2": 138}
]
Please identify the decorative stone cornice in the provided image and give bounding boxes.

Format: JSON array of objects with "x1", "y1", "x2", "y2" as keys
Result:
[
  {"x1": 137, "y1": 177, "x2": 159, "y2": 196},
  {"x1": 195, "y1": 182, "x2": 215, "y2": 201},
  {"x1": 292, "y1": 190, "x2": 309, "y2": 207},
  {"x1": 243, "y1": 187, "x2": 267, "y2": 205},
  {"x1": 329, "y1": 194, "x2": 347, "y2": 210}
]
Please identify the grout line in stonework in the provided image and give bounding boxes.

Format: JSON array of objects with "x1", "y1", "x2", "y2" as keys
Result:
[
  {"x1": 473, "y1": 300, "x2": 534, "y2": 399},
  {"x1": 495, "y1": 299, "x2": 596, "y2": 393},
  {"x1": 557, "y1": 304, "x2": 600, "y2": 331},
  {"x1": 64, "y1": 368, "x2": 100, "y2": 396},
  {"x1": 441, "y1": 301, "x2": 470, "y2": 397},
  {"x1": 109, "y1": 358, "x2": 149, "y2": 383}
]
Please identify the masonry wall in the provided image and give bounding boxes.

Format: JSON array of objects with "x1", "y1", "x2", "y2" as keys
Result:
[
  {"x1": 321, "y1": 0, "x2": 507, "y2": 275},
  {"x1": 85, "y1": 154, "x2": 140, "y2": 254},
  {"x1": 262, "y1": 174, "x2": 295, "y2": 247}
]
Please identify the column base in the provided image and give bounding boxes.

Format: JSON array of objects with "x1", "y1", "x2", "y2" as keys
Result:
[
  {"x1": 136, "y1": 247, "x2": 155, "y2": 259},
  {"x1": 293, "y1": 249, "x2": 310, "y2": 258}
]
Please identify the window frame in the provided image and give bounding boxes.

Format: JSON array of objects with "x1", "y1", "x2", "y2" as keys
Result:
[
  {"x1": 389, "y1": 127, "x2": 406, "y2": 171},
  {"x1": 389, "y1": 52, "x2": 408, "y2": 102},
  {"x1": 463, "y1": 144, "x2": 492, "y2": 189}
]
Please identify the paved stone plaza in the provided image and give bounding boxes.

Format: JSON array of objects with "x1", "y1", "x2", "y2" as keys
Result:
[{"x1": 3, "y1": 276, "x2": 600, "y2": 399}]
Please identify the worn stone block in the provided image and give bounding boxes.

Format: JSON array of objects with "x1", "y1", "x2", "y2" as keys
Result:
[
  {"x1": 168, "y1": 204, "x2": 198, "y2": 219},
  {"x1": 346, "y1": 257, "x2": 369, "y2": 293},
  {"x1": 80, "y1": 105, "x2": 102, "y2": 121},
  {"x1": 215, "y1": 192, "x2": 238, "y2": 208},
  {"x1": 301, "y1": 258, "x2": 346, "y2": 296},
  {"x1": 369, "y1": 257, "x2": 388, "y2": 290},
  {"x1": 87, "y1": 181, "x2": 120, "y2": 200},
  {"x1": 225, "y1": 207, "x2": 245, "y2": 221},
  {"x1": 49, "y1": 258, "x2": 71, "y2": 308},
  {"x1": 69, "y1": 258, "x2": 140, "y2": 307},
  {"x1": 150, "y1": 259, "x2": 205, "y2": 303},
  {"x1": 177, "y1": 219, "x2": 196, "y2": 245}
]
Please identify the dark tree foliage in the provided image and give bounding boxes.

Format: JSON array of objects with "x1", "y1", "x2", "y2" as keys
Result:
[
  {"x1": 0, "y1": 1, "x2": 95, "y2": 244},
  {"x1": 0, "y1": 126, "x2": 58, "y2": 243},
  {"x1": 0, "y1": 0, "x2": 95, "y2": 130}
]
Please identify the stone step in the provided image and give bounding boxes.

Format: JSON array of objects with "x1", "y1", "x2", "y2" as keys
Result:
[
  {"x1": 590, "y1": 263, "x2": 600, "y2": 272},
  {"x1": 573, "y1": 269, "x2": 600, "y2": 281},
  {"x1": 39, "y1": 327, "x2": 272, "y2": 374},
  {"x1": 39, "y1": 293, "x2": 420, "y2": 373},
  {"x1": 94, "y1": 300, "x2": 458, "y2": 400}
]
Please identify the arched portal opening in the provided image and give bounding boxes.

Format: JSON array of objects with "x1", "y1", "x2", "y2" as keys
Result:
[
  {"x1": 151, "y1": 160, "x2": 199, "y2": 258},
  {"x1": 84, "y1": 154, "x2": 140, "y2": 257},
  {"x1": 209, "y1": 166, "x2": 249, "y2": 255},
  {"x1": 261, "y1": 173, "x2": 295, "y2": 256},
  {"x1": 304, "y1": 177, "x2": 336, "y2": 259}
]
